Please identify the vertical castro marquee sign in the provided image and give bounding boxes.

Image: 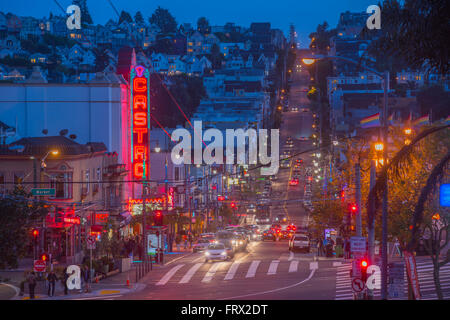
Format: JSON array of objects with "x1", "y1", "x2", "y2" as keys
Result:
[{"x1": 130, "y1": 66, "x2": 150, "y2": 179}]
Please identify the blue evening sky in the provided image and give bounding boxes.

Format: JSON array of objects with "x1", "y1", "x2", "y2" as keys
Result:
[{"x1": 0, "y1": 0, "x2": 376, "y2": 47}]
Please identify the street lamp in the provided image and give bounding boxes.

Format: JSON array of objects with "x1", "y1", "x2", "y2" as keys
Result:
[
  {"x1": 404, "y1": 128, "x2": 412, "y2": 135},
  {"x1": 374, "y1": 142, "x2": 384, "y2": 152}
]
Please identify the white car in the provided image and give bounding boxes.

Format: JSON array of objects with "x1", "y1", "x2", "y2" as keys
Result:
[
  {"x1": 193, "y1": 239, "x2": 211, "y2": 252},
  {"x1": 289, "y1": 234, "x2": 310, "y2": 252},
  {"x1": 205, "y1": 243, "x2": 230, "y2": 262}
]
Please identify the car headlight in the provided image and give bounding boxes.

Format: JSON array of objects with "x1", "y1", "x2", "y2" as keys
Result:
[
  {"x1": 205, "y1": 252, "x2": 210, "y2": 256},
  {"x1": 221, "y1": 252, "x2": 227, "y2": 256},
  {"x1": 239, "y1": 241, "x2": 243, "y2": 245}
]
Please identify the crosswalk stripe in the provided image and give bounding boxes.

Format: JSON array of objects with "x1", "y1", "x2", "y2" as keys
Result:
[
  {"x1": 179, "y1": 263, "x2": 203, "y2": 284},
  {"x1": 224, "y1": 262, "x2": 240, "y2": 280},
  {"x1": 202, "y1": 262, "x2": 224, "y2": 283},
  {"x1": 268, "y1": 260, "x2": 280, "y2": 275},
  {"x1": 156, "y1": 264, "x2": 184, "y2": 286},
  {"x1": 246, "y1": 260, "x2": 260, "y2": 278},
  {"x1": 289, "y1": 260, "x2": 299, "y2": 273}
]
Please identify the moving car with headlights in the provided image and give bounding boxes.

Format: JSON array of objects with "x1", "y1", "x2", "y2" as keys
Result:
[
  {"x1": 204, "y1": 243, "x2": 230, "y2": 262},
  {"x1": 199, "y1": 233, "x2": 216, "y2": 243},
  {"x1": 289, "y1": 234, "x2": 310, "y2": 252},
  {"x1": 291, "y1": 106, "x2": 299, "y2": 112},
  {"x1": 216, "y1": 231, "x2": 238, "y2": 253},
  {"x1": 193, "y1": 239, "x2": 211, "y2": 252}
]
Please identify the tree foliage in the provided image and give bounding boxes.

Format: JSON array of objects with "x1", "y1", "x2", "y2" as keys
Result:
[
  {"x1": 149, "y1": 6, "x2": 177, "y2": 34},
  {"x1": 118, "y1": 10, "x2": 133, "y2": 25},
  {"x1": 197, "y1": 17, "x2": 210, "y2": 34},
  {"x1": 372, "y1": 0, "x2": 450, "y2": 74},
  {"x1": 0, "y1": 188, "x2": 49, "y2": 269},
  {"x1": 134, "y1": 11, "x2": 145, "y2": 24}
]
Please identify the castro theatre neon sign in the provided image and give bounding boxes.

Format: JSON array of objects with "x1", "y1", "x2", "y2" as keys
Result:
[{"x1": 130, "y1": 66, "x2": 150, "y2": 179}]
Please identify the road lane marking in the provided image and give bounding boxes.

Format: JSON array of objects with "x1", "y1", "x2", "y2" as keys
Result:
[
  {"x1": 333, "y1": 261, "x2": 342, "y2": 267},
  {"x1": 224, "y1": 262, "x2": 240, "y2": 280},
  {"x1": 288, "y1": 251, "x2": 294, "y2": 261},
  {"x1": 202, "y1": 262, "x2": 224, "y2": 283},
  {"x1": 246, "y1": 260, "x2": 260, "y2": 278},
  {"x1": 220, "y1": 269, "x2": 316, "y2": 300},
  {"x1": 289, "y1": 260, "x2": 299, "y2": 273},
  {"x1": 267, "y1": 260, "x2": 280, "y2": 275},
  {"x1": 310, "y1": 261, "x2": 318, "y2": 270},
  {"x1": 179, "y1": 263, "x2": 203, "y2": 284},
  {"x1": 164, "y1": 252, "x2": 194, "y2": 266},
  {"x1": 156, "y1": 264, "x2": 184, "y2": 285}
]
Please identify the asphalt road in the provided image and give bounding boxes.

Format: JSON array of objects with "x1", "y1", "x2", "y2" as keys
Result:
[{"x1": 120, "y1": 240, "x2": 338, "y2": 300}]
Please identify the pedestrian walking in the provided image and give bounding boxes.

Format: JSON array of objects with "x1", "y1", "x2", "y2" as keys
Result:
[
  {"x1": 62, "y1": 267, "x2": 69, "y2": 295},
  {"x1": 47, "y1": 271, "x2": 57, "y2": 297},
  {"x1": 27, "y1": 271, "x2": 37, "y2": 299},
  {"x1": 318, "y1": 238, "x2": 323, "y2": 257},
  {"x1": 344, "y1": 239, "x2": 351, "y2": 259},
  {"x1": 82, "y1": 265, "x2": 90, "y2": 293},
  {"x1": 184, "y1": 235, "x2": 188, "y2": 250},
  {"x1": 188, "y1": 233, "x2": 193, "y2": 249}
]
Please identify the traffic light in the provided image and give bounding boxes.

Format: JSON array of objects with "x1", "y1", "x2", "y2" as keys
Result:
[
  {"x1": 32, "y1": 229, "x2": 39, "y2": 238},
  {"x1": 230, "y1": 202, "x2": 236, "y2": 209},
  {"x1": 350, "y1": 203, "x2": 357, "y2": 214},
  {"x1": 154, "y1": 210, "x2": 163, "y2": 226},
  {"x1": 360, "y1": 259, "x2": 369, "y2": 282},
  {"x1": 40, "y1": 253, "x2": 49, "y2": 263}
]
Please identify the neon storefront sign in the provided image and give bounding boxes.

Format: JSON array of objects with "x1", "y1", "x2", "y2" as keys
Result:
[{"x1": 130, "y1": 65, "x2": 150, "y2": 179}]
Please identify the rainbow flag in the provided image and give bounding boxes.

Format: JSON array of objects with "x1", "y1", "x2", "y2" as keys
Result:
[
  {"x1": 413, "y1": 115, "x2": 429, "y2": 126},
  {"x1": 360, "y1": 113, "x2": 380, "y2": 128}
]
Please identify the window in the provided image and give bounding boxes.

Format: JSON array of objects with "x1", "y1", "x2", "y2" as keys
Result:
[
  {"x1": 93, "y1": 168, "x2": 101, "y2": 194},
  {"x1": 50, "y1": 172, "x2": 73, "y2": 199},
  {"x1": 174, "y1": 167, "x2": 180, "y2": 181},
  {"x1": 85, "y1": 169, "x2": 90, "y2": 193}
]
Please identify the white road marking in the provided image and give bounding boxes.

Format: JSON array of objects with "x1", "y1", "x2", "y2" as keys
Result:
[
  {"x1": 220, "y1": 269, "x2": 316, "y2": 300},
  {"x1": 289, "y1": 260, "x2": 299, "y2": 273},
  {"x1": 179, "y1": 263, "x2": 203, "y2": 284},
  {"x1": 267, "y1": 260, "x2": 280, "y2": 275},
  {"x1": 156, "y1": 264, "x2": 184, "y2": 285},
  {"x1": 202, "y1": 262, "x2": 224, "y2": 283},
  {"x1": 224, "y1": 262, "x2": 240, "y2": 280},
  {"x1": 288, "y1": 251, "x2": 294, "y2": 261},
  {"x1": 246, "y1": 260, "x2": 261, "y2": 278},
  {"x1": 310, "y1": 261, "x2": 318, "y2": 270}
]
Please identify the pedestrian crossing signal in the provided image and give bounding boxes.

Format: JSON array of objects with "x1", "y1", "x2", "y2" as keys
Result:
[{"x1": 154, "y1": 210, "x2": 163, "y2": 226}]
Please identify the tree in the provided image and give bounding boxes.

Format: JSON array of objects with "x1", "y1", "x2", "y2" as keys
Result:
[
  {"x1": 208, "y1": 43, "x2": 223, "y2": 69},
  {"x1": 197, "y1": 17, "x2": 210, "y2": 34},
  {"x1": 0, "y1": 187, "x2": 49, "y2": 269},
  {"x1": 73, "y1": 0, "x2": 93, "y2": 25},
  {"x1": 118, "y1": 10, "x2": 133, "y2": 25},
  {"x1": 149, "y1": 6, "x2": 177, "y2": 34},
  {"x1": 373, "y1": 0, "x2": 449, "y2": 75},
  {"x1": 93, "y1": 47, "x2": 110, "y2": 72},
  {"x1": 308, "y1": 21, "x2": 336, "y2": 54},
  {"x1": 134, "y1": 11, "x2": 145, "y2": 24}
]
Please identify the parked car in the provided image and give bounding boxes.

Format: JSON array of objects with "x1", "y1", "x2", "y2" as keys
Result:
[{"x1": 289, "y1": 234, "x2": 310, "y2": 252}]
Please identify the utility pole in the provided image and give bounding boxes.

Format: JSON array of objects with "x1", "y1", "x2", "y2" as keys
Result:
[
  {"x1": 355, "y1": 163, "x2": 362, "y2": 237},
  {"x1": 367, "y1": 159, "x2": 376, "y2": 300},
  {"x1": 381, "y1": 71, "x2": 389, "y2": 300},
  {"x1": 142, "y1": 155, "x2": 147, "y2": 265}
]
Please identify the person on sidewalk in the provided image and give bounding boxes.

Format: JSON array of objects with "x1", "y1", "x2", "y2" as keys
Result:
[
  {"x1": 82, "y1": 265, "x2": 90, "y2": 293},
  {"x1": 344, "y1": 239, "x2": 351, "y2": 259},
  {"x1": 47, "y1": 271, "x2": 58, "y2": 297},
  {"x1": 175, "y1": 234, "x2": 181, "y2": 251},
  {"x1": 62, "y1": 267, "x2": 69, "y2": 295},
  {"x1": 184, "y1": 235, "x2": 188, "y2": 250},
  {"x1": 27, "y1": 271, "x2": 37, "y2": 299}
]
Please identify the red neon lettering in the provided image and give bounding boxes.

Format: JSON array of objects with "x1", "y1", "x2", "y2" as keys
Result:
[
  {"x1": 133, "y1": 128, "x2": 147, "y2": 143},
  {"x1": 134, "y1": 162, "x2": 144, "y2": 177},
  {"x1": 133, "y1": 95, "x2": 147, "y2": 110},
  {"x1": 134, "y1": 146, "x2": 146, "y2": 161},
  {"x1": 133, "y1": 78, "x2": 147, "y2": 92},
  {"x1": 134, "y1": 112, "x2": 147, "y2": 126}
]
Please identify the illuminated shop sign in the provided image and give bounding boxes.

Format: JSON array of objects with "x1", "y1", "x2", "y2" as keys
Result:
[{"x1": 130, "y1": 65, "x2": 150, "y2": 179}]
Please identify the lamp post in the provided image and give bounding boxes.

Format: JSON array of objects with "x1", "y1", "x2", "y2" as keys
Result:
[{"x1": 303, "y1": 55, "x2": 390, "y2": 299}]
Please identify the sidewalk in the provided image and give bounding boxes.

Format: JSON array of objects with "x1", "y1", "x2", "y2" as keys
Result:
[{"x1": 8, "y1": 250, "x2": 192, "y2": 300}]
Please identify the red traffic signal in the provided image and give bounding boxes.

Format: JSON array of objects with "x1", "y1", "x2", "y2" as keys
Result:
[
  {"x1": 217, "y1": 196, "x2": 225, "y2": 201},
  {"x1": 360, "y1": 259, "x2": 369, "y2": 281},
  {"x1": 361, "y1": 259, "x2": 368, "y2": 268},
  {"x1": 32, "y1": 229, "x2": 39, "y2": 237},
  {"x1": 40, "y1": 253, "x2": 49, "y2": 262},
  {"x1": 349, "y1": 203, "x2": 357, "y2": 213},
  {"x1": 154, "y1": 210, "x2": 163, "y2": 226},
  {"x1": 230, "y1": 202, "x2": 236, "y2": 209}
]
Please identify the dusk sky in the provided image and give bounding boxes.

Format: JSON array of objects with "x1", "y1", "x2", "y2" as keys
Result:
[{"x1": 1, "y1": 0, "x2": 376, "y2": 47}]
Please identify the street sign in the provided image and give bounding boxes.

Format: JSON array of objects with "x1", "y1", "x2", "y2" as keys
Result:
[
  {"x1": 87, "y1": 236, "x2": 96, "y2": 250},
  {"x1": 34, "y1": 260, "x2": 46, "y2": 272},
  {"x1": 352, "y1": 278, "x2": 365, "y2": 293},
  {"x1": 31, "y1": 188, "x2": 55, "y2": 196},
  {"x1": 350, "y1": 236, "x2": 366, "y2": 255},
  {"x1": 440, "y1": 184, "x2": 450, "y2": 207}
]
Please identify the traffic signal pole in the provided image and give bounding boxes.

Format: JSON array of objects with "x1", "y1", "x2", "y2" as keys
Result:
[{"x1": 355, "y1": 163, "x2": 362, "y2": 237}]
